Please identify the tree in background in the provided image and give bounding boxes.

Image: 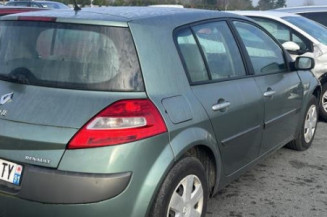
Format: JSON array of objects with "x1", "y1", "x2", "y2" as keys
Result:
[
  {"x1": 257, "y1": 0, "x2": 273, "y2": 10},
  {"x1": 93, "y1": 0, "x2": 109, "y2": 6},
  {"x1": 228, "y1": 0, "x2": 253, "y2": 10},
  {"x1": 257, "y1": 0, "x2": 285, "y2": 10},
  {"x1": 274, "y1": 0, "x2": 286, "y2": 8},
  {"x1": 198, "y1": 0, "x2": 253, "y2": 10}
]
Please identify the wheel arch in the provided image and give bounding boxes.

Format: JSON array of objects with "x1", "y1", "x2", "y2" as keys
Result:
[
  {"x1": 169, "y1": 127, "x2": 223, "y2": 196},
  {"x1": 183, "y1": 145, "x2": 217, "y2": 196},
  {"x1": 312, "y1": 85, "x2": 321, "y2": 102},
  {"x1": 318, "y1": 72, "x2": 327, "y2": 86},
  {"x1": 145, "y1": 126, "x2": 222, "y2": 217}
]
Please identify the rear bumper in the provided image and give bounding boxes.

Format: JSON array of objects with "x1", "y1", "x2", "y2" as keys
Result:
[
  {"x1": 0, "y1": 165, "x2": 131, "y2": 204},
  {"x1": 0, "y1": 133, "x2": 174, "y2": 217}
]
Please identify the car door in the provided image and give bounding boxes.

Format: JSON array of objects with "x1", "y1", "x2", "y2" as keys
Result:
[
  {"x1": 232, "y1": 20, "x2": 303, "y2": 155},
  {"x1": 176, "y1": 21, "x2": 264, "y2": 175}
]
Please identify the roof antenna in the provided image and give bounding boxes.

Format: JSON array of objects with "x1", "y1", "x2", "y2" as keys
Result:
[{"x1": 73, "y1": 0, "x2": 81, "y2": 12}]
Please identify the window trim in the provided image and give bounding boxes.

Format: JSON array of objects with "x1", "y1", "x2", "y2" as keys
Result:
[
  {"x1": 173, "y1": 18, "x2": 251, "y2": 86},
  {"x1": 190, "y1": 27, "x2": 212, "y2": 81}
]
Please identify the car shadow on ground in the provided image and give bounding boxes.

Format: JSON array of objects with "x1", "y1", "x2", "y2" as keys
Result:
[{"x1": 207, "y1": 122, "x2": 327, "y2": 217}]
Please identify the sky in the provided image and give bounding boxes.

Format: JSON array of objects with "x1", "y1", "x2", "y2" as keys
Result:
[{"x1": 252, "y1": 0, "x2": 327, "y2": 7}]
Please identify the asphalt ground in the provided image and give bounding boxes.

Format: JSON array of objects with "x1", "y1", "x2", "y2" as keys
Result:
[{"x1": 207, "y1": 122, "x2": 327, "y2": 217}]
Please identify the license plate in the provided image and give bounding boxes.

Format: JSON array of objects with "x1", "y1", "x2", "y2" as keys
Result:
[{"x1": 0, "y1": 159, "x2": 23, "y2": 185}]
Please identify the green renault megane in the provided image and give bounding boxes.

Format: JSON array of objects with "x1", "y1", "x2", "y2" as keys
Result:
[{"x1": 0, "y1": 6, "x2": 320, "y2": 217}]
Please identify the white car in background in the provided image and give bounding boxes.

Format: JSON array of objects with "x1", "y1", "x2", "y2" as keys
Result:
[
  {"x1": 275, "y1": 6, "x2": 327, "y2": 27},
  {"x1": 233, "y1": 11, "x2": 327, "y2": 120}
]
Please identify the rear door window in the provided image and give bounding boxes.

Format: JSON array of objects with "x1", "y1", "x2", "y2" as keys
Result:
[
  {"x1": 192, "y1": 21, "x2": 246, "y2": 80},
  {"x1": 0, "y1": 21, "x2": 144, "y2": 91},
  {"x1": 176, "y1": 21, "x2": 246, "y2": 83}
]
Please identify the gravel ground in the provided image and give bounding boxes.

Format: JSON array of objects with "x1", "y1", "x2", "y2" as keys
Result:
[{"x1": 207, "y1": 122, "x2": 327, "y2": 217}]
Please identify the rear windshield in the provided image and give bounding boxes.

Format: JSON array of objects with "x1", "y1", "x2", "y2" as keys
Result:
[
  {"x1": 0, "y1": 21, "x2": 144, "y2": 91},
  {"x1": 300, "y1": 12, "x2": 327, "y2": 28}
]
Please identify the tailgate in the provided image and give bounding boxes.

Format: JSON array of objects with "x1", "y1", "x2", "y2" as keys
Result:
[{"x1": 0, "y1": 81, "x2": 146, "y2": 168}]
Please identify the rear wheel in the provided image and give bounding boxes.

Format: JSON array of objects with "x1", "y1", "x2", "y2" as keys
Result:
[
  {"x1": 287, "y1": 96, "x2": 318, "y2": 151},
  {"x1": 319, "y1": 83, "x2": 327, "y2": 121},
  {"x1": 150, "y1": 157, "x2": 208, "y2": 217}
]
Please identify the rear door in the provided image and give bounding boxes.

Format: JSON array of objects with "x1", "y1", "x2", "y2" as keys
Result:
[
  {"x1": 176, "y1": 20, "x2": 264, "y2": 175},
  {"x1": 232, "y1": 20, "x2": 303, "y2": 154}
]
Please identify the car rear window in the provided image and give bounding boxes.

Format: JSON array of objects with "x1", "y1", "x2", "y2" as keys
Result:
[
  {"x1": 299, "y1": 12, "x2": 327, "y2": 28},
  {"x1": 0, "y1": 21, "x2": 144, "y2": 91},
  {"x1": 283, "y1": 16, "x2": 327, "y2": 46}
]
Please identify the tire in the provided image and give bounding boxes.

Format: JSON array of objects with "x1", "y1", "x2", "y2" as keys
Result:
[
  {"x1": 149, "y1": 156, "x2": 208, "y2": 217},
  {"x1": 286, "y1": 96, "x2": 318, "y2": 151},
  {"x1": 319, "y1": 83, "x2": 327, "y2": 121}
]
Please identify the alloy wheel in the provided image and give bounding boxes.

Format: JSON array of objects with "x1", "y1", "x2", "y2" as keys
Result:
[
  {"x1": 322, "y1": 91, "x2": 327, "y2": 112},
  {"x1": 167, "y1": 175, "x2": 204, "y2": 217},
  {"x1": 304, "y1": 104, "x2": 318, "y2": 143}
]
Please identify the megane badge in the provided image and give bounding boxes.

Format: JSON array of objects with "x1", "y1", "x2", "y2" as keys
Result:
[{"x1": 0, "y1": 92, "x2": 13, "y2": 105}]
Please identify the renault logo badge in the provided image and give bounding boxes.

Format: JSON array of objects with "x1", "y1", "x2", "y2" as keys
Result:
[{"x1": 0, "y1": 92, "x2": 13, "y2": 105}]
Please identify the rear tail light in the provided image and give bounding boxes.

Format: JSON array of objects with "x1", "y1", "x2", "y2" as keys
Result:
[{"x1": 68, "y1": 99, "x2": 167, "y2": 149}]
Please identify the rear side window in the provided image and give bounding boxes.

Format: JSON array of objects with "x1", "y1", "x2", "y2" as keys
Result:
[
  {"x1": 0, "y1": 21, "x2": 144, "y2": 91},
  {"x1": 176, "y1": 28, "x2": 209, "y2": 82}
]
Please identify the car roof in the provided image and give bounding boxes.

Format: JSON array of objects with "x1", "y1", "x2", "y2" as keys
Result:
[
  {"x1": 274, "y1": 6, "x2": 327, "y2": 13},
  {"x1": 1, "y1": 6, "x2": 248, "y2": 26}
]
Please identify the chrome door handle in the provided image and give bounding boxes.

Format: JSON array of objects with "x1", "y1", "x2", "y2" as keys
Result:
[
  {"x1": 212, "y1": 101, "x2": 230, "y2": 111},
  {"x1": 263, "y1": 90, "x2": 276, "y2": 97}
]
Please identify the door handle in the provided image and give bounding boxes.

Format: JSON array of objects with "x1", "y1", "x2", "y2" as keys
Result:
[
  {"x1": 212, "y1": 101, "x2": 231, "y2": 111},
  {"x1": 263, "y1": 90, "x2": 276, "y2": 97}
]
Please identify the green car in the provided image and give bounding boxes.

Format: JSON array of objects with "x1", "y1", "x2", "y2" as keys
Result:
[{"x1": 0, "y1": 7, "x2": 320, "y2": 217}]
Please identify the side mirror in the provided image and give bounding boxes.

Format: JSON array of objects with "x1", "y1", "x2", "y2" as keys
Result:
[
  {"x1": 282, "y1": 41, "x2": 300, "y2": 53},
  {"x1": 295, "y1": 56, "x2": 315, "y2": 70}
]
